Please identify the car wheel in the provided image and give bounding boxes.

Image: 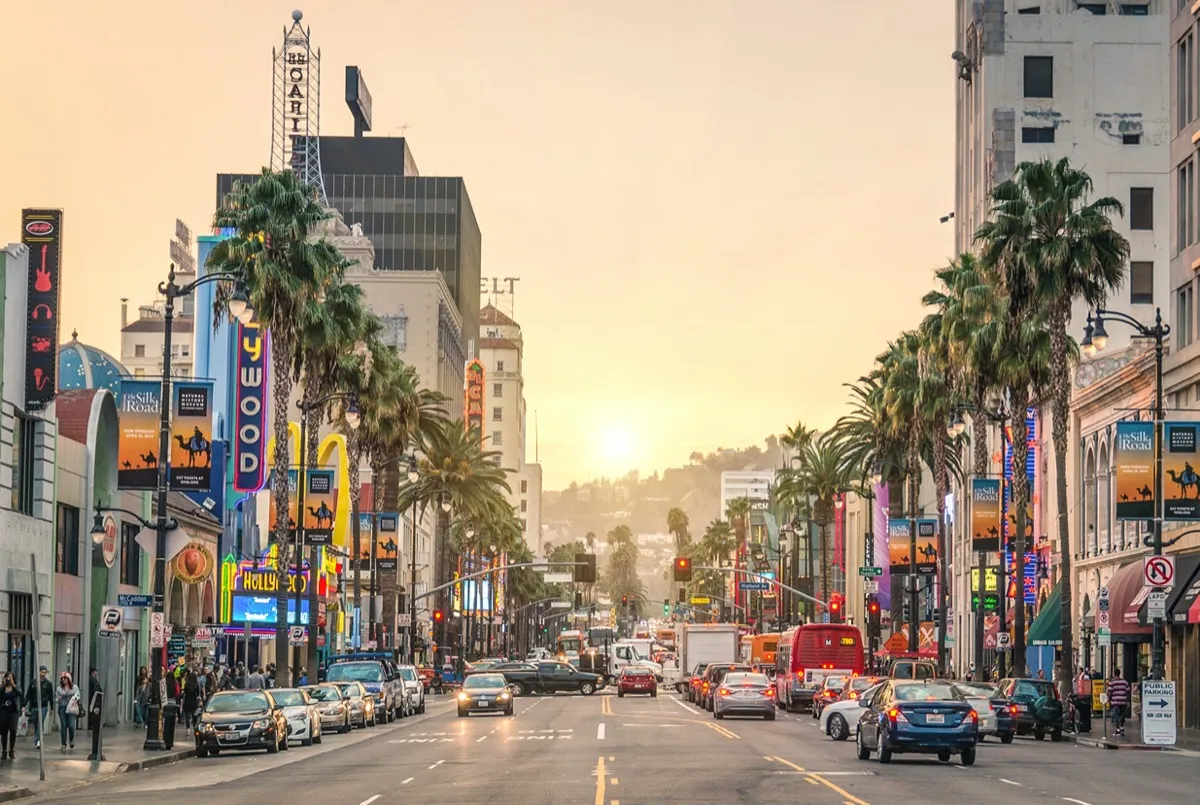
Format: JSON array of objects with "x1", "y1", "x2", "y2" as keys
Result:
[
  {"x1": 197, "y1": 745, "x2": 210, "y2": 759},
  {"x1": 651, "y1": 689, "x2": 657, "y2": 698},
  {"x1": 281, "y1": 735, "x2": 290, "y2": 751},
  {"x1": 856, "y1": 728, "x2": 870, "y2": 761},
  {"x1": 341, "y1": 717, "x2": 352, "y2": 734},
  {"x1": 580, "y1": 682, "x2": 596, "y2": 696},
  {"x1": 1050, "y1": 728, "x2": 1063, "y2": 742},
  {"x1": 1000, "y1": 732, "x2": 1014, "y2": 745},
  {"x1": 512, "y1": 682, "x2": 527, "y2": 697},
  {"x1": 960, "y1": 745, "x2": 977, "y2": 766},
  {"x1": 267, "y1": 736, "x2": 279, "y2": 754},
  {"x1": 313, "y1": 731, "x2": 322, "y2": 745},
  {"x1": 829, "y1": 714, "x2": 848, "y2": 742},
  {"x1": 714, "y1": 709, "x2": 724, "y2": 720},
  {"x1": 765, "y1": 710, "x2": 776, "y2": 721},
  {"x1": 877, "y1": 729, "x2": 892, "y2": 764},
  {"x1": 418, "y1": 700, "x2": 426, "y2": 715},
  {"x1": 617, "y1": 690, "x2": 624, "y2": 698},
  {"x1": 937, "y1": 750, "x2": 951, "y2": 762},
  {"x1": 457, "y1": 709, "x2": 467, "y2": 718},
  {"x1": 505, "y1": 707, "x2": 514, "y2": 716},
  {"x1": 1034, "y1": 726, "x2": 1045, "y2": 741},
  {"x1": 302, "y1": 736, "x2": 313, "y2": 747}
]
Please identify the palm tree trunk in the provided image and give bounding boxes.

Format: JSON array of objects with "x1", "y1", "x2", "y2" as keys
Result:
[
  {"x1": 907, "y1": 433, "x2": 921, "y2": 650},
  {"x1": 934, "y1": 435, "x2": 949, "y2": 674},
  {"x1": 271, "y1": 339, "x2": 296, "y2": 687},
  {"x1": 1010, "y1": 384, "x2": 1032, "y2": 676},
  {"x1": 349, "y1": 434, "x2": 364, "y2": 611},
  {"x1": 973, "y1": 383, "x2": 990, "y2": 476},
  {"x1": 302, "y1": 386, "x2": 323, "y2": 684},
  {"x1": 1050, "y1": 303, "x2": 1075, "y2": 702}
]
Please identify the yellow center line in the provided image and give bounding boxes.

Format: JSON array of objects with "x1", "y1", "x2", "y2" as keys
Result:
[
  {"x1": 595, "y1": 756, "x2": 606, "y2": 805},
  {"x1": 769, "y1": 757, "x2": 870, "y2": 805},
  {"x1": 704, "y1": 721, "x2": 739, "y2": 740}
]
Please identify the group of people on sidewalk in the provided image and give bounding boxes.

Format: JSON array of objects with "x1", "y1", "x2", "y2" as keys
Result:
[{"x1": 0, "y1": 667, "x2": 104, "y2": 758}]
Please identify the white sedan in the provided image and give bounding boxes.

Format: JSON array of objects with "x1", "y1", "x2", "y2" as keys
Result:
[
  {"x1": 818, "y1": 682, "x2": 884, "y2": 741},
  {"x1": 270, "y1": 688, "x2": 322, "y2": 746}
]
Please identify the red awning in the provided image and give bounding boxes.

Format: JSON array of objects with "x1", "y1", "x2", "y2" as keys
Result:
[{"x1": 1108, "y1": 560, "x2": 1152, "y2": 643}]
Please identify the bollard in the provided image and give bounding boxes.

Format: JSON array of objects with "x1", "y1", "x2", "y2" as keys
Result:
[{"x1": 87, "y1": 691, "x2": 105, "y2": 761}]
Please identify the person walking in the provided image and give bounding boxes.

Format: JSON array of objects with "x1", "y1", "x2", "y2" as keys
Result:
[
  {"x1": 56, "y1": 673, "x2": 81, "y2": 750},
  {"x1": 246, "y1": 665, "x2": 265, "y2": 691},
  {"x1": 181, "y1": 671, "x2": 200, "y2": 730},
  {"x1": 26, "y1": 666, "x2": 53, "y2": 748},
  {"x1": 134, "y1": 667, "x2": 150, "y2": 726},
  {"x1": 0, "y1": 674, "x2": 23, "y2": 759},
  {"x1": 1107, "y1": 668, "x2": 1132, "y2": 737}
]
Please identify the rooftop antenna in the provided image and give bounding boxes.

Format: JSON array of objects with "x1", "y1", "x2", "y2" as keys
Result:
[{"x1": 395, "y1": 124, "x2": 411, "y2": 134}]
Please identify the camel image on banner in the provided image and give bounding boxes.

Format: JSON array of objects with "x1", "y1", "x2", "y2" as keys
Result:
[
  {"x1": 1163, "y1": 422, "x2": 1200, "y2": 521},
  {"x1": 169, "y1": 381, "x2": 214, "y2": 491}
]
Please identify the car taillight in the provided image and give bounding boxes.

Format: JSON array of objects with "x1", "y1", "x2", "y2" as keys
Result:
[
  {"x1": 703, "y1": 682, "x2": 710, "y2": 691},
  {"x1": 1008, "y1": 705, "x2": 1018, "y2": 715},
  {"x1": 887, "y1": 707, "x2": 909, "y2": 724},
  {"x1": 718, "y1": 688, "x2": 731, "y2": 697},
  {"x1": 849, "y1": 692, "x2": 858, "y2": 699},
  {"x1": 762, "y1": 689, "x2": 775, "y2": 697},
  {"x1": 968, "y1": 710, "x2": 979, "y2": 723}
]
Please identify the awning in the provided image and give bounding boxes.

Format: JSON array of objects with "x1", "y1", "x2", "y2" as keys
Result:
[
  {"x1": 1028, "y1": 581, "x2": 1062, "y2": 646},
  {"x1": 1168, "y1": 554, "x2": 1200, "y2": 625},
  {"x1": 1139, "y1": 551, "x2": 1200, "y2": 626},
  {"x1": 1107, "y1": 560, "x2": 1152, "y2": 643}
]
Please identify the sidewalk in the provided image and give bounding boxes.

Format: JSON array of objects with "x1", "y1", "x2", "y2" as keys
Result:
[
  {"x1": 1073, "y1": 718, "x2": 1200, "y2": 752},
  {"x1": 0, "y1": 722, "x2": 194, "y2": 801}
]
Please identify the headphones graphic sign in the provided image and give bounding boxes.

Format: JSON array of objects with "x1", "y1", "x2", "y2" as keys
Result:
[
  {"x1": 21, "y1": 208, "x2": 63, "y2": 413},
  {"x1": 32, "y1": 304, "x2": 52, "y2": 320}
]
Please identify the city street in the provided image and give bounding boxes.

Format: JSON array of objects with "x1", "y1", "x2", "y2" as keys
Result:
[{"x1": 16, "y1": 690, "x2": 1200, "y2": 805}]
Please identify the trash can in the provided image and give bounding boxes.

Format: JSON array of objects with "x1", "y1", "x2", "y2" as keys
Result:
[
  {"x1": 1072, "y1": 693, "x2": 1092, "y2": 733},
  {"x1": 163, "y1": 701, "x2": 179, "y2": 750}
]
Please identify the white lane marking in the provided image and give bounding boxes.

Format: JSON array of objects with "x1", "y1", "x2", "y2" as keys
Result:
[
  {"x1": 476, "y1": 735, "x2": 488, "y2": 743},
  {"x1": 435, "y1": 760, "x2": 445, "y2": 766},
  {"x1": 359, "y1": 797, "x2": 381, "y2": 805},
  {"x1": 620, "y1": 723, "x2": 684, "y2": 727},
  {"x1": 953, "y1": 764, "x2": 968, "y2": 770},
  {"x1": 597, "y1": 723, "x2": 606, "y2": 740},
  {"x1": 672, "y1": 698, "x2": 702, "y2": 715},
  {"x1": 401, "y1": 778, "x2": 414, "y2": 785},
  {"x1": 1061, "y1": 800, "x2": 1094, "y2": 805},
  {"x1": 1000, "y1": 779, "x2": 1021, "y2": 787}
]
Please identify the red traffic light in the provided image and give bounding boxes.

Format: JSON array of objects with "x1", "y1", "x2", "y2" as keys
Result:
[
  {"x1": 621, "y1": 595, "x2": 629, "y2": 605},
  {"x1": 433, "y1": 609, "x2": 445, "y2": 622},
  {"x1": 868, "y1": 599, "x2": 881, "y2": 615},
  {"x1": 672, "y1": 556, "x2": 693, "y2": 582}
]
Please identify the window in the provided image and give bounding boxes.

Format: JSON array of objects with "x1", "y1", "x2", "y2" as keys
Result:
[
  {"x1": 492, "y1": 407, "x2": 502, "y2": 421},
  {"x1": 1130, "y1": 262, "x2": 1154, "y2": 304},
  {"x1": 181, "y1": 344, "x2": 190, "y2": 357},
  {"x1": 1178, "y1": 282, "x2": 1195, "y2": 348},
  {"x1": 1179, "y1": 33, "x2": 1194, "y2": 130},
  {"x1": 493, "y1": 382, "x2": 502, "y2": 398},
  {"x1": 1018, "y1": 5, "x2": 1040, "y2": 12},
  {"x1": 1179, "y1": 160, "x2": 1195, "y2": 251},
  {"x1": 11, "y1": 415, "x2": 35, "y2": 516},
  {"x1": 1122, "y1": 133, "x2": 1142, "y2": 145},
  {"x1": 1024, "y1": 56, "x2": 1053, "y2": 98},
  {"x1": 496, "y1": 360, "x2": 504, "y2": 372},
  {"x1": 134, "y1": 344, "x2": 145, "y2": 357},
  {"x1": 520, "y1": 518, "x2": 527, "y2": 532},
  {"x1": 1120, "y1": 3, "x2": 1148, "y2": 14},
  {"x1": 1130, "y1": 188, "x2": 1154, "y2": 230},
  {"x1": 1022, "y1": 127, "x2": 1055, "y2": 144},
  {"x1": 7, "y1": 593, "x2": 33, "y2": 692},
  {"x1": 55, "y1": 503, "x2": 80, "y2": 576},
  {"x1": 1077, "y1": 2, "x2": 1106, "y2": 13},
  {"x1": 120, "y1": 522, "x2": 141, "y2": 585},
  {"x1": 491, "y1": 431, "x2": 502, "y2": 446},
  {"x1": 521, "y1": 480, "x2": 528, "y2": 494},
  {"x1": 520, "y1": 499, "x2": 527, "y2": 513}
]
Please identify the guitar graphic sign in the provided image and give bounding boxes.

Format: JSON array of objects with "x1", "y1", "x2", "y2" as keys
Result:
[{"x1": 21, "y1": 210, "x2": 63, "y2": 411}]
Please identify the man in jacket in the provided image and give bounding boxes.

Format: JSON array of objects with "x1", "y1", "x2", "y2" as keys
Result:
[
  {"x1": 26, "y1": 666, "x2": 53, "y2": 748},
  {"x1": 1107, "y1": 668, "x2": 1132, "y2": 737}
]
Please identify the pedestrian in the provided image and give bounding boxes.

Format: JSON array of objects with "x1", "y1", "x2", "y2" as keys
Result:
[
  {"x1": 204, "y1": 666, "x2": 218, "y2": 704},
  {"x1": 0, "y1": 674, "x2": 23, "y2": 759},
  {"x1": 181, "y1": 671, "x2": 200, "y2": 729},
  {"x1": 26, "y1": 666, "x2": 53, "y2": 747},
  {"x1": 246, "y1": 665, "x2": 265, "y2": 691},
  {"x1": 134, "y1": 667, "x2": 150, "y2": 726},
  {"x1": 1106, "y1": 668, "x2": 1131, "y2": 737},
  {"x1": 1037, "y1": 668, "x2": 1046, "y2": 680},
  {"x1": 56, "y1": 673, "x2": 80, "y2": 750},
  {"x1": 298, "y1": 667, "x2": 308, "y2": 686}
]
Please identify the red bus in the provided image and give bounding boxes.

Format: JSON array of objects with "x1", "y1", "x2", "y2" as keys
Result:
[{"x1": 774, "y1": 623, "x2": 865, "y2": 712}]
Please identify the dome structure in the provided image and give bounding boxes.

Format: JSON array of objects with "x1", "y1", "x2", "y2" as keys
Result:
[{"x1": 58, "y1": 330, "x2": 129, "y2": 398}]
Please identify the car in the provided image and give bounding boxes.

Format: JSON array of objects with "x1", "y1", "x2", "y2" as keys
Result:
[
  {"x1": 957, "y1": 681, "x2": 1016, "y2": 743},
  {"x1": 331, "y1": 680, "x2": 377, "y2": 728},
  {"x1": 194, "y1": 690, "x2": 289, "y2": 757},
  {"x1": 887, "y1": 658, "x2": 938, "y2": 680},
  {"x1": 397, "y1": 664, "x2": 426, "y2": 715},
  {"x1": 269, "y1": 688, "x2": 322, "y2": 746},
  {"x1": 458, "y1": 673, "x2": 515, "y2": 716},
  {"x1": 417, "y1": 666, "x2": 438, "y2": 692},
  {"x1": 699, "y1": 664, "x2": 753, "y2": 711},
  {"x1": 498, "y1": 661, "x2": 604, "y2": 696},
  {"x1": 684, "y1": 662, "x2": 711, "y2": 701},
  {"x1": 712, "y1": 672, "x2": 776, "y2": 721},
  {"x1": 616, "y1": 666, "x2": 657, "y2": 697},
  {"x1": 820, "y1": 682, "x2": 884, "y2": 741},
  {"x1": 302, "y1": 684, "x2": 353, "y2": 734},
  {"x1": 855, "y1": 680, "x2": 979, "y2": 766},
  {"x1": 325, "y1": 654, "x2": 399, "y2": 722},
  {"x1": 996, "y1": 677, "x2": 1065, "y2": 741},
  {"x1": 812, "y1": 674, "x2": 850, "y2": 719}
]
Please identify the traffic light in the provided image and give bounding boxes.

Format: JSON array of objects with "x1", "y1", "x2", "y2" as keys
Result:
[
  {"x1": 867, "y1": 596, "x2": 881, "y2": 638},
  {"x1": 663, "y1": 599, "x2": 670, "y2": 616},
  {"x1": 867, "y1": 596, "x2": 881, "y2": 617},
  {"x1": 677, "y1": 587, "x2": 686, "y2": 603},
  {"x1": 672, "y1": 556, "x2": 692, "y2": 582},
  {"x1": 432, "y1": 609, "x2": 444, "y2": 623},
  {"x1": 621, "y1": 595, "x2": 629, "y2": 607},
  {"x1": 574, "y1": 553, "x2": 597, "y2": 583},
  {"x1": 829, "y1": 593, "x2": 844, "y2": 624}
]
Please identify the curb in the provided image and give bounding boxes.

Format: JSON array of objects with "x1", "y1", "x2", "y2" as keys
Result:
[
  {"x1": 0, "y1": 788, "x2": 33, "y2": 803},
  {"x1": 116, "y1": 747, "x2": 197, "y2": 771},
  {"x1": 1074, "y1": 735, "x2": 1176, "y2": 751}
]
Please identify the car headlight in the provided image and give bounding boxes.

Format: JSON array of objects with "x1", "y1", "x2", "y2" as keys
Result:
[
  {"x1": 198, "y1": 722, "x2": 215, "y2": 733},
  {"x1": 322, "y1": 707, "x2": 341, "y2": 716},
  {"x1": 457, "y1": 692, "x2": 470, "y2": 702},
  {"x1": 251, "y1": 719, "x2": 271, "y2": 730},
  {"x1": 499, "y1": 692, "x2": 511, "y2": 700}
]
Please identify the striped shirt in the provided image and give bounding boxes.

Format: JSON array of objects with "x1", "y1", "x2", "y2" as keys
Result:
[{"x1": 1107, "y1": 677, "x2": 1131, "y2": 707}]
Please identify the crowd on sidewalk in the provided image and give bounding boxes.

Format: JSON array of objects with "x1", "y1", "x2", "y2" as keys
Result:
[{"x1": 0, "y1": 666, "x2": 106, "y2": 759}]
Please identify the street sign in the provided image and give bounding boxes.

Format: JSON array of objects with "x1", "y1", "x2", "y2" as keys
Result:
[
  {"x1": 1141, "y1": 680, "x2": 1176, "y2": 746},
  {"x1": 98, "y1": 606, "x2": 123, "y2": 638},
  {"x1": 1097, "y1": 610, "x2": 1110, "y2": 629},
  {"x1": 1143, "y1": 555, "x2": 1176, "y2": 588},
  {"x1": 996, "y1": 632, "x2": 1011, "y2": 651},
  {"x1": 193, "y1": 627, "x2": 216, "y2": 649},
  {"x1": 548, "y1": 601, "x2": 570, "y2": 609},
  {"x1": 396, "y1": 613, "x2": 412, "y2": 627},
  {"x1": 858, "y1": 566, "x2": 883, "y2": 577},
  {"x1": 738, "y1": 581, "x2": 769, "y2": 591},
  {"x1": 288, "y1": 626, "x2": 306, "y2": 646},
  {"x1": 543, "y1": 572, "x2": 574, "y2": 583},
  {"x1": 983, "y1": 632, "x2": 996, "y2": 649},
  {"x1": 117, "y1": 593, "x2": 153, "y2": 608},
  {"x1": 150, "y1": 612, "x2": 167, "y2": 648},
  {"x1": 1147, "y1": 591, "x2": 1168, "y2": 620},
  {"x1": 1098, "y1": 585, "x2": 1109, "y2": 600},
  {"x1": 1098, "y1": 627, "x2": 1112, "y2": 647},
  {"x1": 863, "y1": 579, "x2": 879, "y2": 594},
  {"x1": 690, "y1": 596, "x2": 710, "y2": 605}
]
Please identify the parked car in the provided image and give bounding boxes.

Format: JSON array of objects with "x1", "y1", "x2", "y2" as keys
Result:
[
  {"x1": 712, "y1": 672, "x2": 776, "y2": 721},
  {"x1": 325, "y1": 653, "x2": 400, "y2": 722},
  {"x1": 194, "y1": 690, "x2": 289, "y2": 757},
  {"x1": 616, "y1": 666, "x2": 657, "y2": 698},
  {"x1": 397, "y1": 664, "x2": 426, "y2": 715},
  {"x1": 269, "y1": 688, "x2": 322, "y2": 746},
  {"x1": 303, "y1": 684, "x2": 353, "y2": 734},
  {"x1": 331, "y1": 680, "x2": 377, "y2": 728},
  {"x1": 996, "y1": 677, "x2": 1064, "y2": 741},
  {"x1": 855, "y1": 680, "x2": 979, "y2": 766},
  {"x1": 497, "y1": 661, "x2": 603, "y2": 696}
]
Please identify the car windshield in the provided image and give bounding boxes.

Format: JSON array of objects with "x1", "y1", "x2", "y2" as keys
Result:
[
  {"x1": 623, "y1": 668, "x2": 651, "y2": 676},
  {"x1": 464, "y1": 674, "x2": 507, "y2": 690},
  {"x1": 336, "y1": 684, "x2": 362, "y2": 698},
  {"x1": 398, "y1": 668, "x2": 418, "y2": 681},
  {"x1": 893, "y1": 683, "x2": 962, "y2": 702},
  {"x1": 207, "y1": 692, "x2": 270, "y2": 713},
  {"x1": 326, "y1": 662, "x2": 384, "y2": 683},
  {"x1": 304, "y1": 686, "x2": 342, "y2": 702},
  {"x1": 1014, "y1": 680, "x2": 1058, "y2": 700},
  {"x1": 824, "y1": 676, "x2": 848, "y2": 690},
  {"x1": 693, "y1": 664, "x2": 710, "y2": 676},
  {"x1": 724, "y1": 673, "x2": 768, "y2": 686},
  {"x1": 850, "y1": 677, "x2": 877, "y2": 691},
  {"x1": 959, "y1": 682, "x2": 999, "y2": 698},
  {"x1": 270, "y1": 690, "x2": 306, "y2": 707}
]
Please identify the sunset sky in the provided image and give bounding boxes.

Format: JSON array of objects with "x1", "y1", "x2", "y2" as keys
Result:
[{"x1": 0, "y1": 2, "x2": 954, "y2": 488}]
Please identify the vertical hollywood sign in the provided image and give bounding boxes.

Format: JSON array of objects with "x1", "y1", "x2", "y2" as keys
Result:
[
  {"x1": 286, "y1": 50, "x2": 308, "y2": 169},
  {"x1": 464, "y1": 359, "x2": 485, "y2": 438},
  {"x1": 234, "y1": 320, "x2": 270, "y2": 492}
]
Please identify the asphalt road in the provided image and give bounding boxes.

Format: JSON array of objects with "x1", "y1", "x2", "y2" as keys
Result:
[{"x1": 19, "y1": 689, "x2": 1200, "y2": 805}]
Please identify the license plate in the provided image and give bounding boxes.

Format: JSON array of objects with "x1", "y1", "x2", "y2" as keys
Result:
[
  {"x1": 479, "y1": 700, "x2": 490, "y2": 707},
  {"x1": 926, "y1": 713, "x2": 945, "y2": 724},
  {"x1": 739, "y1": 691, "x2": 757, "y2": 697},
  {"x1": 1018, "y1": 704, "x2": 1029, "y2": 712},
  {"x1": 219, "y1": 732, "x2": 244, "y2": 742}
]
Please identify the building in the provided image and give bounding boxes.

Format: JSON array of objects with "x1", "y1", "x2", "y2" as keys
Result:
[
  {"x1": 217, "y1": 136, "x2": 483, "y2": 345},
  {"x1": 0, "y1": 242, "x2": 56, "y2": 692},
  {"x1": 119, "y1": 297, "x2": 195, "y2": 380},
  {"x1": 719, "y1": 471, "x2": 774, "y2": 512}
]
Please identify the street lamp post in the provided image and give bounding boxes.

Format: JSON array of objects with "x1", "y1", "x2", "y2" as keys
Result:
[
  {"x1": 293, "y1": 392, "x2": 360, "y2": 682},
  {"x1": 1083, "y1": 307, "x2": 1170, "y2": 681},
  {"x1": 131, "y1": 264, "x2": 251, "y2": 751}
]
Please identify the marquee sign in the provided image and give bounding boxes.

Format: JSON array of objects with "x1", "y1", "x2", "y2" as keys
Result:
[
  {"x1": 234, "y1": 319, "x2": 269, "y2": 492},
  {"x1": 464, "y1": 359, "x2": 485, "y2": 437}
]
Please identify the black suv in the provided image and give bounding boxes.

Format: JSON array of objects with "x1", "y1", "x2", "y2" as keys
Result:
[{"x1": 996, "y1": 677, "x2": 1064, "y2": 741}]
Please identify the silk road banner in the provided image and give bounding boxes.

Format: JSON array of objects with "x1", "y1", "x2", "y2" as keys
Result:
[
  {"x1": 302, "y1": 469, "x2": 338, "y2": 546},
  {"x1": 375, "y1": 512, "x2": 399, "y2": 571},
  {"x1": 117, "y1": 379, "x2": 161, "y2": 490},
  {"x1": 1114, "y1": 420, "x2": 1155, "y2": 521},
  {"x1": 970, "y1": 478, "x2": 1002, "y2": 552},
  {"x1": 888, "y1": 519, "x2": 912, "y2": 576}
]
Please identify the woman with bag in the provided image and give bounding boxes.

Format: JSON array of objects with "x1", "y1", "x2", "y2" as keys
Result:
[
  {"x1": 0, "y1": 673, "x2": 23, "y2": 759},
  {"x1": 56, "y1": 673, "x2": 80, "y2": 750},
  {"x1": 181, "y1": 671, "x2": 200, "y2": 729}
]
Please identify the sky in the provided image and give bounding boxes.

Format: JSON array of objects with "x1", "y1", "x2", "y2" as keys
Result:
[{"x1": 0, "y1": 1, "x2": 955, "y2": 490}]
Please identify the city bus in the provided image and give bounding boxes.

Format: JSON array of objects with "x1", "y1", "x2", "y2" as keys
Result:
[{"x1": 774, "y1": 623, "x2": 864, "y2": 713}]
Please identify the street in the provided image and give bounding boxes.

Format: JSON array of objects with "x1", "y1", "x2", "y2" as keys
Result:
[{"x1": 15, "y1": 689, "x2": 1200, "y2": 805}]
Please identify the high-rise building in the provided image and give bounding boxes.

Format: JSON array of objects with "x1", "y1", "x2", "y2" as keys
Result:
[{"x1": 118, "y1": 287, "x2": 195, "y2": 380}]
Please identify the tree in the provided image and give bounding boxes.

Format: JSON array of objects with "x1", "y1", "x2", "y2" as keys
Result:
[
  {"x1": 977, "y1": 157, "x2": 1129, "y2": 700},
  {"x1": 208, "y1": 168, "x2": 349, "y2": 686},
  {"x1": 666, "y1": 508, "x2": 691, "y2": 555}
]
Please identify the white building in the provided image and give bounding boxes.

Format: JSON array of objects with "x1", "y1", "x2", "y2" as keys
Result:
[
  {"x1": 119, "y1": 271, "x2": 196, "y2": 380},
  {"x1": 0, "y1": 242, "x2": 57, "y2": 689},
  {"x1": 719, "y1": 470, "x2": 775, "y2": 512}
]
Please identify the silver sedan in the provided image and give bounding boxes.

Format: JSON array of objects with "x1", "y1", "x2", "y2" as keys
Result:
[{"x1": 712, "y1": 672, "x2": 777, "y2": 721}]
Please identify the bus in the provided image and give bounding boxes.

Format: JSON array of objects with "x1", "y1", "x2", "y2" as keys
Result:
[
  {"x1": 774, "y1": 623, "x2": 864, "y2": 713},
  {"x1": 740, "y1": 632, "x2": 781, "y2": 666},
  {"x1": 656, "y1": 628, "x2": 676, "y2": 649},
  {"x1": 555, "y1": 629, "x2": 586, "y2": 658}
]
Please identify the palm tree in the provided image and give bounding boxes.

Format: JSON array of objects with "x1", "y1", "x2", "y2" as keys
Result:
[
  {"x1": 208, "y1": 168, "x2": 349, "y2": 685},
  {"x1": 667, "y1": 508, "x2": 691, "y2": 555},
  {"x1": 977, "y1": 157, "x2": 1130, "y2": 698}
]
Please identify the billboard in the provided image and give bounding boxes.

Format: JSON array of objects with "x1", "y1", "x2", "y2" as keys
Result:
[
  {"x1": 969, "y1": 479, "x2": 1002, "y2": 552},
  {"x1": 233, "y1": 319, "x2": 269, "y2": 492},
  {"x1": 1114, "y1": 420, "x2": 1155, "y2": 521},
  {"x1": 232, "y1": 593, "x2": 310, "y2": 626},
  {"x1": 117, "y1": 379, "x2": 162, "y2": 489},
  {"x1": 302, "y1": 469, "x2": 338, "y2": 545},
  {"x1": 269, "y1": 470, "x2": 299, "y2": 535},
  {"x1": 915, "y1": 518, "x2": 938, "y2": 575},
  {"x1": 21, "y1": 209, "x2": 63, "y2": 412},
  {"x1": 169, "y1": 381, "x2": 213, "y2": 490},
  {"x1": 355, "y1": 512, "x2": 373, "y2": 570},
  {"x1": 345, "y1": 65, "x2": 372, "y2": 133},
  {"x1": 887, "y1": 519, "x2": 911, "y2": 575},
  {"x1": 375, "y1": 512, "x2": 399, "y2": 571},
  {"x1": 1163, "y1": 422, "x2": 1200, "y2": 520},
  {"x1": 465, "y1": 359, "x2": 485, "y2": 437}
]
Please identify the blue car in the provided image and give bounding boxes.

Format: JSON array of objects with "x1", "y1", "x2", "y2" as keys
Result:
[{"x1": 855, "y1": 680, "x2": 979, "y2": 765}]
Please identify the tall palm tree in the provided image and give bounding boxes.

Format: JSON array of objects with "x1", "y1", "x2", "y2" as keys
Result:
[
  {"x1": 208, "y1": 168, "x2": 349, "y2": 684},
  {"x1": 977, "y1": 157, "x2": 1130, "y2": 698},
  {"x1": 784, "y1": 435, "x2": 855, "y2": 604},
  {"x1": 667, "y1": 507, "x2": 691, "y2": 555}
]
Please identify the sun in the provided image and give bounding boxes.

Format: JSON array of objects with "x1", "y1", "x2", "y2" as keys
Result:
[{"x1": 598, "y1": 425, "x2": 636, "y2": 468}]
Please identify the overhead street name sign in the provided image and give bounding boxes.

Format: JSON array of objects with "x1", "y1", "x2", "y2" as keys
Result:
[
  {"x1": 1141, "y1": 680, "x2": 1176, "y2": 746},
  {"x1": 738, "y1": 581, "x2": 769, "y2": 591}
]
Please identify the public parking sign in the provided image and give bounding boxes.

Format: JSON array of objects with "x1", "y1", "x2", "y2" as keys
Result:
[
  {"x1": 98, "y1": 606, "x2": 123, "y2": 638},
  {"x1": 1143, "y1": 555, "x2": 1176, "y2": 588},
  {"x1": 1141, "y1": 680, "x2": 1176, "y2": 746}
]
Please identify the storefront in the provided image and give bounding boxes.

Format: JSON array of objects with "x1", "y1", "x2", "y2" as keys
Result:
[
  {"x1": 1163, "y1": 552, "x2": 1200, "y2": 729},
  {"x1": 1026, "y1": 581, "x2": 1062, "y2": 676},
  {"x1": 1101, "y1": 560, "x2": 1152, "y2": 681}
]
